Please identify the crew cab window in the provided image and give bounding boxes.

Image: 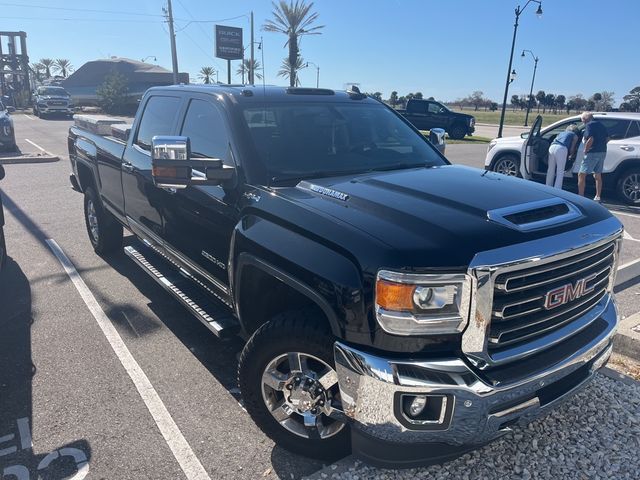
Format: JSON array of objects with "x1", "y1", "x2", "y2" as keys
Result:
[
  {"x1": 180, "y1": 99, "x2": 231, "y2": 163},
  {"x1": 427, "y1": 102, "x2": 443, "y2": 114},
  {"x1": 135, "y1": 96, "x2": 181, "y2": 150},
  {"x1": 407, "y1": 101, "x2": 427, "y2": 114},
  {"x1": 243, "y1": 102, "x2": 445, "y2": 184}
]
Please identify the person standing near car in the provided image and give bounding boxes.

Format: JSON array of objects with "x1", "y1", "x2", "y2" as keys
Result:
[
  {"x1": 578, "y1": 112, "x2": 608, "y2": 201},
  {"x1": 546, "y1": 125, "x2": 578, "y2": 189}
]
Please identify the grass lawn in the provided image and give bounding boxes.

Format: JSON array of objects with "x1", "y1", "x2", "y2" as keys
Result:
[
  {"x1": 448, "y1": 108, "x2": 574, "y2": 128},
  {"x1": 421, "y1": 131, "x2": 492, "y2": 144}
]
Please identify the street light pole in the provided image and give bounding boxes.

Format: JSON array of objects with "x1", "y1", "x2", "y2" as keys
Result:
[
  {"x1": 305, "y1": 61, "x2": 320, "y2": 88},
  {"x1": 522, "y1": 49, "x2": 539, "y2": 127},
  {"x1": 497, "y1": 0, "x2": 542, "y2": 138}
]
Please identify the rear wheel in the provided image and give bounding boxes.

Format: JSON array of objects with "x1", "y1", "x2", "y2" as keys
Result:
[
  {"x1": 492, "y1": 154, "x2": 520, "y2": 177},
  {"x1": 447, "y1": 123, "x2": 467, "y2": 140},
  {"x1": 83, "y1": 187, "x2": 123, "y2": 254},
  {"x1": 238, "y1": 309, "x2": 349, "y2": 461},
  {"x1": 617, "y1": 168, "x2": 640, "y2": 205}
]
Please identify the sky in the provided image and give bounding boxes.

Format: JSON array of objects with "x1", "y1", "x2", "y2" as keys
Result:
[{"x1": 2, "y1": 0, "x2": 638, "y2": 104}]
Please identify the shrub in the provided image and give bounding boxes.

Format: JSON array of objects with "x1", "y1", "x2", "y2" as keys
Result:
[{"x1": 97, "y1": 71, "x2": 129, "y2": 115}]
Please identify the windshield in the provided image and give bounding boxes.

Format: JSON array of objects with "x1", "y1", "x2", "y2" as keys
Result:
[
  {"x1": 242, "y1": 102, "x2": 445, "y2": 183},
  {"x1": 39, "y1": 87, "x2": 69, "y2": 96}
]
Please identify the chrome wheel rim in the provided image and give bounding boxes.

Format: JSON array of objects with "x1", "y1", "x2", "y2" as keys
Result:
[
  {"x1": 87, "y1": 200, "x2": 99, "y2": 243},
  {"x1": 622, "y1": 173, "x2": 640, "y2": 202},
  {"x1": 261, "y1": 352, "x2": 344, "y2": 440},
  {"x1": 495, "y1": 157, "x2": 518, "y2": 176}
]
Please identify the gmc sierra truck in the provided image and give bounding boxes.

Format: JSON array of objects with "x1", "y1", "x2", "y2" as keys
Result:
[
  {"x1": 397, "y1": 99, "x2": 475, "y2": 139},
  {"x1": 68, "y1": 85, "x2": 622, "y2": 468}
]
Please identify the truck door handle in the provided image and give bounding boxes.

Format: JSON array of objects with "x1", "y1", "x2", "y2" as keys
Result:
[
  {"x1": 122, "y1": 162, "x2": 134, "y2": 172},
  {"x1": 620, "y1": 145, "x2": 634, "y2": 152},
  {"x1": 161, "y1": 187, "x2": 177, "y2": 194}
]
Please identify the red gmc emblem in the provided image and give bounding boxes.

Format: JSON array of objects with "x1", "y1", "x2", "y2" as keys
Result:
[{"x1": 544, "y1": 272, "x2": 599, "y2": 310}]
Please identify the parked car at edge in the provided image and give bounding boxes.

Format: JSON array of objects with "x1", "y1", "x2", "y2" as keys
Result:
[
  {"x1": 397, "y1": 98, "x2": 475, "y2": 139},
  {"x1": 485, "y1": 112, "x2": 640, "y2": 205},
  {"x1": 0, "y1": 101, "x2": 16, "y2": 152},
  {"x1": 69, "y1": 85, "x2": 622, "y2": 468},
  {"x1": 33, "y1": 86, "x2": 75, "y2": 118}
]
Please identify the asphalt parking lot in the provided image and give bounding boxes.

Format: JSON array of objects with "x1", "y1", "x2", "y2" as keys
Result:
[{"x1": 1, "y1": 113, "x2": 640, "y2": 479}]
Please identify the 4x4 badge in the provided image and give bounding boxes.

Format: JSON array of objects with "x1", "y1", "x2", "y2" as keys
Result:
[{"x1": 544, "y1": 272, "x2": 599, "y2": 309}]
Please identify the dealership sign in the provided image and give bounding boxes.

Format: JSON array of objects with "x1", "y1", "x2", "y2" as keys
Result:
[{"x1": 215, "y1": 25, "x2": 243, "y2": 60}]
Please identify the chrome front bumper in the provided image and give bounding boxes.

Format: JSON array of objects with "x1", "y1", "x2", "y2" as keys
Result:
[{"x1": 334, "y1": 295, "x2": 617, "y2": 457}]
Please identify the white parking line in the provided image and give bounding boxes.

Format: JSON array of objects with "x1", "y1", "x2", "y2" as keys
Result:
[
  {"x1": 45, "y1": 239, "x2": 212, "y2": 480},
  {"x1": 24, "y1": 138, "x2": 47, "y2": 152},
  {"x1": 22, "y1": 114, "x2": 35, "y2": 121},
  {"x1": 610, "y1": 210, "x2": 640, "y2": 219}
]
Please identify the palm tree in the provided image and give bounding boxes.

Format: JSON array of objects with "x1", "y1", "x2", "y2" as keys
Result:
[
  {"x1": 236, "y1": 59, "x2": 263, "y2": 83},
  {"x1": 54, "y1": 59, "x2": 73, "y2": 78},
  {"x1": 198, "y1": 66, "x2": 216, "y2": 84},
  {"x1": 30, "y1": 63, "x2": 45, "y2": 82},
  {"x1": 263, "y1": 0, "x2": 323, "y2": 87},
  {"x1": 277, "y1": 56, "x2": 305, "y2": 87},
  {"x1": 39, "y1": 58, "x2": 54, "y2": 78}
]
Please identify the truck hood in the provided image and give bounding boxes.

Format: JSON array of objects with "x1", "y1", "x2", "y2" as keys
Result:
[{"x1": 275, "y1": 165, "x2": 611, "y2": 268}]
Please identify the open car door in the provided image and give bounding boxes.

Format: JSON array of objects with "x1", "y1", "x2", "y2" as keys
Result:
[{"x1": 520, "y1": 115, "x2": 543, "y2": 179}]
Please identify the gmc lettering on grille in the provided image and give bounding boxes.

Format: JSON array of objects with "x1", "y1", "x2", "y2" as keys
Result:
[{"x1": 544, "y1": 272, "x2": 599, "y2": 310}]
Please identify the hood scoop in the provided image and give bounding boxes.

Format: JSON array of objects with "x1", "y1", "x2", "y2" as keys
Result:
[{"x1": 487, "y1": 198, "x2": 583, "y2": 232}]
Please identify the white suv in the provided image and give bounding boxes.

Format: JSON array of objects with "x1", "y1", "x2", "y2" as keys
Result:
[{"x1": 485, "y1": 113, "x2": 640, "y2": 204}]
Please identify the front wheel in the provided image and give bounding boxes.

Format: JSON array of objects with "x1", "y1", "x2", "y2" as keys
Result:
[
  {"x1": 238, "y1": 310, "x2": 349, "y2": 461},
  {"x1": 84, "y1": 187, "x2": 123, "y2": 254},
  {"x1": 617, "y1": 168, "x2": 640, "y2": 205},
  {"x1": 447, "y1": 124, "x2": 467, "y2": 140},
  {"x1": 492, "y1": 154, "x2": 521, "y2": 177}
]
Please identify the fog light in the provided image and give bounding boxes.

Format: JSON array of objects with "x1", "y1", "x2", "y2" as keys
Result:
[{"x1": 408, "y1": 395, "x2": 428, "y2": 417}]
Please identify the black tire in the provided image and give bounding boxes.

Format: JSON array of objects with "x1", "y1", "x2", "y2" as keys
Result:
[
  {"x1": 448, "y1": 123, "x2": 467, "y2": 140},
  {"x1": 83, "y1": 187, "x2": 123, "y2": 254},
  {"x1": 492, "y1": 154, "x2": 521, "y2": 177},
  {"x1": 238, "y1": 309, "x2": 350, "y2": 461},
  {"x1": 616, "y1": 168, "x2": 640, "y2": 205}
]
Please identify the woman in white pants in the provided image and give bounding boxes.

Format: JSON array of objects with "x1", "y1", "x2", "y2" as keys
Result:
[{"x1": 546, "y1": 125, "x2": 578, "y2": 189}]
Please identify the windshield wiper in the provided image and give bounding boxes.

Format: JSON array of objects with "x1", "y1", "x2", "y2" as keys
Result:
[{"x1": 365, "y1": 163, "x2": 428, "y2": 173}]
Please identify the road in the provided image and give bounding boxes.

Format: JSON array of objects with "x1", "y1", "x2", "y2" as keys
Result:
[{"x1": 1, "y1": 113, "x2": 639, "y2": 479}]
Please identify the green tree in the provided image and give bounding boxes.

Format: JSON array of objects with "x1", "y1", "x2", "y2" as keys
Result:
[
  {"x1": 54, "y1": 59, "x2": 73, "y2": 77},
  {"x1": 511, "y1": 94, "x2": 520, "y2": 111},
  {"x1": 30, "y1": 63, "x2": 45, "y2": 82},
  {"x1": 236, "y1": 59, "x2": 263, "y2": 83},
  {"x1": 263, "y1": 0, "x2": 324, "y2": 87},
  {"x1": 39, "y1": 58, "x2": 54, "y2": 78},
  {"x1": 413, "y1": 92, "x2": 423, "y2": 99},
  {"x1": 277, "y1": 56, "x2": 305, "y2": 86},
  {"x1": 555, "y1": 94, "x2": 566, "y2": 113},
  {"x1": 544, "y1": 93, "x2": 555, "y2": 113},
  {"x1": 198, "y1": 66, "x2": 216, "y2": 84},
  {"x1": 470, "y1": 90, "x2": 484, "y2": 111},
  {"x1": 535, "y1": 90, "x2": 546, "y2": 112},
  {"x1": 388, "y1": 91, "x2": 398, "y2": 107},
  {"x1": 97, "y1": 71, "x2": 129, "y2": 115},
  {"x1": 591, "y1": 92, "x2": 602, "y2": 110},
  {"x1": 623, "y1": 86, "x2": 640, "y2": 111}
]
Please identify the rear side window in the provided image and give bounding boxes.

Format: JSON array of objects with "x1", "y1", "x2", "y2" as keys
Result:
[
  {"x1": 180, "y1": 99, "x2": 231, "y2": 163},
  {"x1": 407, "y1": 101, "x2": 427, "y2": 114},
  {"x1": 135, "y1": 96, "x2": 181, "y2": 150},
  {"x1": 624, "y1": 121, "x2": 640, "y2": 139},
  {"x1": 597, "y1": 119, "x2": 630, "y2": 140}
]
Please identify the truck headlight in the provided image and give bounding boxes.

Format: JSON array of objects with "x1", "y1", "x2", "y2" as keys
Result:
[
  {"x1": 469, "y1": 118, "x2": 475, "y2": 127},
  {"x1": 375, "y1": 270, "x2": 472, "y2": 335}
]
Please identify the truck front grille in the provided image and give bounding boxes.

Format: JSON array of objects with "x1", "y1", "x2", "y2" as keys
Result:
[{"x1": 488, "y1": 240, "x2": 616, "y2": 351}]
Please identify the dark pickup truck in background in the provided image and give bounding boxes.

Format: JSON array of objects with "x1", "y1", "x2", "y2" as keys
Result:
[
  {"x1": 68, "y1": 84, "x2": 622, "y2": 468},
  {"x1": 398, "y1": 98, "x2": 475, "y2": 139}
]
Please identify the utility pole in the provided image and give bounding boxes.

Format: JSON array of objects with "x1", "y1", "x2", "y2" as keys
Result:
[
  {"x1": 166, "y1": 0, "x2": 179, "y2": 84},
  {"x1": 250, "y1": 11, "x2": 255, "y2": 84}
]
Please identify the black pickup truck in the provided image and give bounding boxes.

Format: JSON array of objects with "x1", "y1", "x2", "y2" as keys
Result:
[
  {"x1": 398, "y1": 99, "x2": 475, "y2": 139},
  {"x1": 68, "y1": 85, "x2": 622, "y2": 468}
]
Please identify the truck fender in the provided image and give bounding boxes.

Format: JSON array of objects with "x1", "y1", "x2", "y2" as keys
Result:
[
  {"x1": 73, "y1": 136, "x2": 100, "y2": 192},
  {"x1": 231, "y1": 216, "x2": 364, "y2": 338}
]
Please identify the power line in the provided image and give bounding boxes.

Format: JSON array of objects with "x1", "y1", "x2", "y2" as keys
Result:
[
  {"x1": 0, "y1": 2, "x2": 168, "y2": 17},
  {"x1": 1, "y1": 15, "x2": 162, "y2": 23}
]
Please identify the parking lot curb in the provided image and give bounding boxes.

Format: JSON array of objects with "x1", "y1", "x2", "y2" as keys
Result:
[
  {"x1": 0, "y1": 154, "x2": 59, "y2": 164},
  {"x1": 613, "y1": 312, "x2": 640, "y2": 361}
]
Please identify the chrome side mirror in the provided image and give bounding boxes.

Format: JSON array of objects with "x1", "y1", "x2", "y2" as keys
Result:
[{"x1": 430, "y1": 128, "x2": 446, "y2": 154}]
